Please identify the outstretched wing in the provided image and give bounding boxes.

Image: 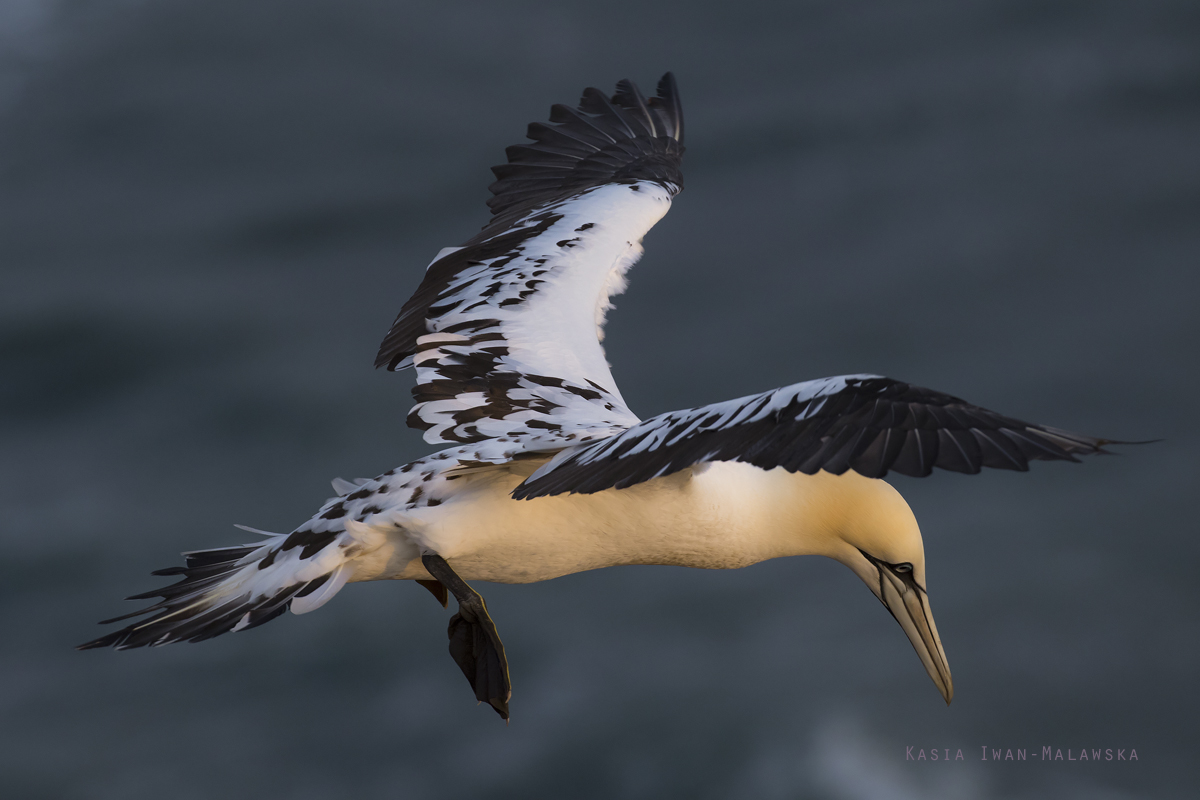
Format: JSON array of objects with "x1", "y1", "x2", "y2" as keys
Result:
[
  {"x1": 512, "y1": 375, "x2": 1116, "y2": 498},
  {"x1": 376, "y1": 74, "x2": 685, "y2": 449}
]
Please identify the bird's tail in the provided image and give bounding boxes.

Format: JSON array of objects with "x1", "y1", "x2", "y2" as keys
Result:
[{"x1": 78, "y1": 524, "x2": 359, "y2": 650}]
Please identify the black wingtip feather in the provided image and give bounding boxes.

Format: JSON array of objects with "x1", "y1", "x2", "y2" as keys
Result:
[
  {"x1": 653, "y1": 73, "x2": 684, "y2": 144},
  {"x1": 514, "y1": 376, "x2": 1131, "y2": 497},
  {"x1": 485, "y1": 74, "x2": 685, "y2": 220}
]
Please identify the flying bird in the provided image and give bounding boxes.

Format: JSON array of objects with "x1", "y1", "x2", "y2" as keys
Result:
[{"x1": 81, "y1": 74, "x2": 1123, "y2": 719}]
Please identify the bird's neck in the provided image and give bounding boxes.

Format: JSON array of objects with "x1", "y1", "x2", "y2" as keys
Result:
[{"x1": 693, "y1": 462, "x2": 915, "y2": 565}]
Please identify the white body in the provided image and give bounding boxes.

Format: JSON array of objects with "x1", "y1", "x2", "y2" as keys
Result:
[{"x1": 347, "y1": 461, "x2": 925, "y2": 588}]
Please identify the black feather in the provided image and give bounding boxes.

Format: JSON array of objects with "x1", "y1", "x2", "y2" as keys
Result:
[{"x1": 513, "y1": 375, "x2": 1119, "y2": 498}]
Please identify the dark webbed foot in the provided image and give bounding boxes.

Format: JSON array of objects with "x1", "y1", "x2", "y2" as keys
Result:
[
  {"x1": 421, "y1": 554, "x2": 511, "y2": 720},
  {"x1": 447, "y1": 595, "x2": 510, "y2": 719}
]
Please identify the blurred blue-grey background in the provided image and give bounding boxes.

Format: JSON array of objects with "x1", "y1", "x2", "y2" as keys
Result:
[{"x1": 2, "y1": 1, "x2": 1197, "y2": 798}]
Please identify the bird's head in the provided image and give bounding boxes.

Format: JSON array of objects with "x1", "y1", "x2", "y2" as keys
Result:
[{"x1": 803, "y1": 473, "x2": 954, "y2": 704}]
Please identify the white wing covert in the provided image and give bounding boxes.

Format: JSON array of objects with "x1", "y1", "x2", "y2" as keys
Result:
[{"x1": 375, "y1": 75, "x2": 685, "y2": 453}]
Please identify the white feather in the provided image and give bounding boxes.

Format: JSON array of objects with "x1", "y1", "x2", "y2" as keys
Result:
[
  {"x1": 232, "y1": 524, "x2": 284, "y2": 539},
  {"x1": 290, "y1": 563, "x2": 353, "y2": 615},
  {"x1": 427, "y1": 246, "x2": 463, "y2": 268}
]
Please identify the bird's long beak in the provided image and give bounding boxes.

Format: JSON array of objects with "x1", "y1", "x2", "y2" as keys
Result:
[
  {"x1": 849, "y1": 548, "x2": 953, "y2": 703},
  {"x1": 876, "y1": 565, "x2": 953, "y2": 705}
]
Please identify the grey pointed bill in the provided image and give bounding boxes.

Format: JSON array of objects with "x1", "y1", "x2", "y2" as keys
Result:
[{"x1": 861, "y1": 551, "x2": 953, "y2": 704}]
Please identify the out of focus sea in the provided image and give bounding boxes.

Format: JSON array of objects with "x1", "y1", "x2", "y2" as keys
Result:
[{"x1": 1, "y1": 2, "x2": 1197, "y2": 798}]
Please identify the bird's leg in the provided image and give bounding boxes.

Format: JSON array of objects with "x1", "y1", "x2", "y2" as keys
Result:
[{"x1": 420, "y1": 553, "x2": 511, "y2": 720}]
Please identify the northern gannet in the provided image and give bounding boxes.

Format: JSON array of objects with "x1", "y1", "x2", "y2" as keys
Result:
[{"x1": 81, "y1": 74, "x2": 1122, "y2": 720}]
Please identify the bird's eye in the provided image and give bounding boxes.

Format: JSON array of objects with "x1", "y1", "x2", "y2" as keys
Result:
[{"x1": 893, "y1": 563, "x2": 913, "y2": 573}]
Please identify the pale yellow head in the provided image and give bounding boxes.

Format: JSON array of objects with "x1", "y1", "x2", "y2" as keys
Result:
[{"x1": 776, "y1": 469, "x2": 953, "y2": 704}]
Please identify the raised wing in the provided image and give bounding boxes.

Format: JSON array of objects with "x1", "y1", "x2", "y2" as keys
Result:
[
  {"x1": 512, "y1": 375, "x2": 1116, "y2": 498},
  {"x1": 375, "y1": 74, "x2": 685, "y2": 448}
]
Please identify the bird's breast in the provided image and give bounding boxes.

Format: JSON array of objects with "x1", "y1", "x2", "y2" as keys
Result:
[{"x1": 391, "y1": 463, "x2": 790, "y2": 584}]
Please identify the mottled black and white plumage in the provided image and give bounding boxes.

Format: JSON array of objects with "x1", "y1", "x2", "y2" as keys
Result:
[
  {"x1": 374, "y1": 74, "x2": 683, "y2": 451},
  {"x1": 83, "y1": 74, "x2": 1126, "y2": 718}
]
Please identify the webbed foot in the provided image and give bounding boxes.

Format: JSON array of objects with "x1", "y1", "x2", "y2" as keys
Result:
[{"x1": 421, "y1": 554, "x2": 511, "y2": 720}]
